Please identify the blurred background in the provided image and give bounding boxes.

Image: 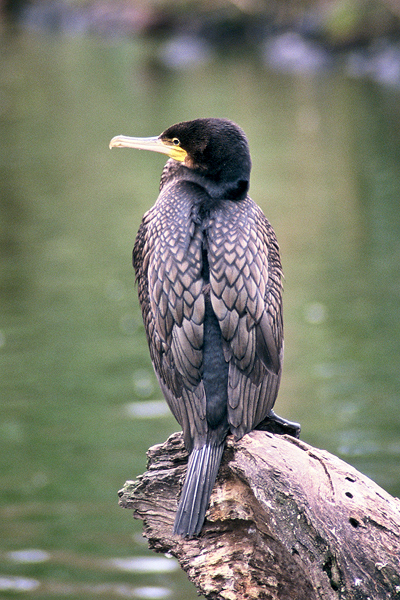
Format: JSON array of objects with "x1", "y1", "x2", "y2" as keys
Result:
[{"x1": 1, "y1": 0, "x2": 400, "y2": 598}]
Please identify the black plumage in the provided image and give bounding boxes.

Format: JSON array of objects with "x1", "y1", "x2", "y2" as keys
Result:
[{"x1": 110, "y1": 118, "x2": 299, "y2": 538}]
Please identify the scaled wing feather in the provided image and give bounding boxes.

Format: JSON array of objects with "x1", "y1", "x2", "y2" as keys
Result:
[{"x1": 208, "y1": 197, "x2": 283, "y2": 438}]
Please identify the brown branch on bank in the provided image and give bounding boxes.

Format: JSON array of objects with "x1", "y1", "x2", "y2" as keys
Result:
[{"x1": 118, "y1": 430, "x2": 400, "y2": 600}]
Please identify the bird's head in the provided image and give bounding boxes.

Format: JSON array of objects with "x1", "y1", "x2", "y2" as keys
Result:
[{"x1": 110, "y1": 118, "x2": 252, "y2": 200}]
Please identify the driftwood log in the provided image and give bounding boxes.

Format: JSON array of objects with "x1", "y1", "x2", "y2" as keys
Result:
[{"x1": 118, "y1": 430, "x2": 400, "y2": 600}]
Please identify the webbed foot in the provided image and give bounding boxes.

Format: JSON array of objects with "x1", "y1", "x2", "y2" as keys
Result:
[{"x1": 255, "y1": 410, "x2": 301, "y2": 439}]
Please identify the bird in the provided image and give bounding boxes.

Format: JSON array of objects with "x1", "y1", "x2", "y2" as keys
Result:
[{"x1": 109, "y1": 118, "x2": 300, "y2": 538}]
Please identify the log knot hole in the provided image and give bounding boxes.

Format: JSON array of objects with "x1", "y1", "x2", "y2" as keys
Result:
[{"x1": 322, "y1": 552, "x2": 342, "y2": 591}]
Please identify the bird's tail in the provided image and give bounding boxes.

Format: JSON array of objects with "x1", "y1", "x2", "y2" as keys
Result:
[{"x1": 173, "y1": 441, "x2": 225, "y2": 538}]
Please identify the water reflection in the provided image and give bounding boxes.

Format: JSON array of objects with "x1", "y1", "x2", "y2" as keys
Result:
[
  {"x1": 0, "y1": 576, "x2": 172, "y2": 598},
  {"x1": 131, "y1": 370, "x2": 156, "y2": 398},
  {"x1": 125, "y1": 400, "x2": 170, "y2": 419},
  {"x1": 7, "y1": 549, "x2": 51, "y2": 563},
  {"x1": 110, "y1": 557, "x2": 178, "y2": 573},
  {"x1": 1, "y1": 548, "x2": 178, "y2": 597},
  {"x1": 1, "y1": 26, "x2": 400, "y2": 600},
  {"x1": 0, "y1": 576, "x2": 40, "y2": 592}
]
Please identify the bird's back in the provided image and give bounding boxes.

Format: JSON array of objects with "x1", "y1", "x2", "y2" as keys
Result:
[{"x1": 133, "y1": 176, "x2": 283, "y2": 448}]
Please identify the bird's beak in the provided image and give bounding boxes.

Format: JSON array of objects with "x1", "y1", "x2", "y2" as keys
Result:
[{"x1": 109, "y1": 135, "x2": 187, "y2": 162}]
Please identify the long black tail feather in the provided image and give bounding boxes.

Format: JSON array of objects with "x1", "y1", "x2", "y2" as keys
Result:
[{"x1": 173, "y1": 442, "x2": 225, "y2": 538}]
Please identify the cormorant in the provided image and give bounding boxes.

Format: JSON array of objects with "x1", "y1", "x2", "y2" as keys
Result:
[{"x1": 110, "y1": 118, "x2": 300, "y2": 538}]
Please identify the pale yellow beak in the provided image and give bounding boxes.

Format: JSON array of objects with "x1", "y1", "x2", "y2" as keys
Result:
[{"x1": 109, "y1": 135, "x2": 187, "y2": 162}]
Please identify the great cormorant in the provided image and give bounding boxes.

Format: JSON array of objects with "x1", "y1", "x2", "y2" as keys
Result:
[{"x1": 110, "y1": 118, "x2": 300, "y2": 538}]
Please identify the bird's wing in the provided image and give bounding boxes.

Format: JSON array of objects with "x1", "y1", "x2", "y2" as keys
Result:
[
  {"x1": 133, "y1": 181, "x2": 208, "y2": 450},
  {"x1": 208, "y1": 197, "x2": 283, "y2": 438}
]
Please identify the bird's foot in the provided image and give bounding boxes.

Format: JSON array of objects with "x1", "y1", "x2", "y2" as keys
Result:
[{"x1": 256, "y1": 410, "x2": 301, "y2": 439}]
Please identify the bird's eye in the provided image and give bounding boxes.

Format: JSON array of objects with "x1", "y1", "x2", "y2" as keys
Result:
[{"x1": 172, "y1": 138, "x2": 180, "y2": 146}]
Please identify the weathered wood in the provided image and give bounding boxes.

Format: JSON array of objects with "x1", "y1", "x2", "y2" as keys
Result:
[{"x1": 118, "y1": 430, "x2": 400, "y2": 600}]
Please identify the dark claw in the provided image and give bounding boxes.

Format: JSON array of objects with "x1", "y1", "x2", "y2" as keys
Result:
[{"x1": 255, "y1": 410, "x2": 301, "y2": 439}]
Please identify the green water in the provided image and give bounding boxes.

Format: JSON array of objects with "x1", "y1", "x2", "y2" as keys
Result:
[{"x1": 1, "y1": 29, "x2": 400, "y2": 599}]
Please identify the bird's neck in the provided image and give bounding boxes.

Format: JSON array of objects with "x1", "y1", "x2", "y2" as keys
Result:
[{"x1": 160, "y1": 160, "x2": 249, "y2": 201}]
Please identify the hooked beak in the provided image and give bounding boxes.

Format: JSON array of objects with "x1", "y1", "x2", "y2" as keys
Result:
[{"x1": 109, "y1": 134, "x2": 187, "y2": 162}]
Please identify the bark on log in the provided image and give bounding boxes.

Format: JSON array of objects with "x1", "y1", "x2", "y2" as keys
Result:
[{"x1": 118, "y1": 430, "x2": 400, "y2": 600}]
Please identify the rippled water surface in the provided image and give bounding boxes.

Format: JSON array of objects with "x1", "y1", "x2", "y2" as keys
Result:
[{"x1": 1, "y1": 28, "x2": 400, "y2": 598}]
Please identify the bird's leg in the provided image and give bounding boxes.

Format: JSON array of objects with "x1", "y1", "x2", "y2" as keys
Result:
[{"x1": 256, "y1": 410, "x2": 301, "y2": 439}]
